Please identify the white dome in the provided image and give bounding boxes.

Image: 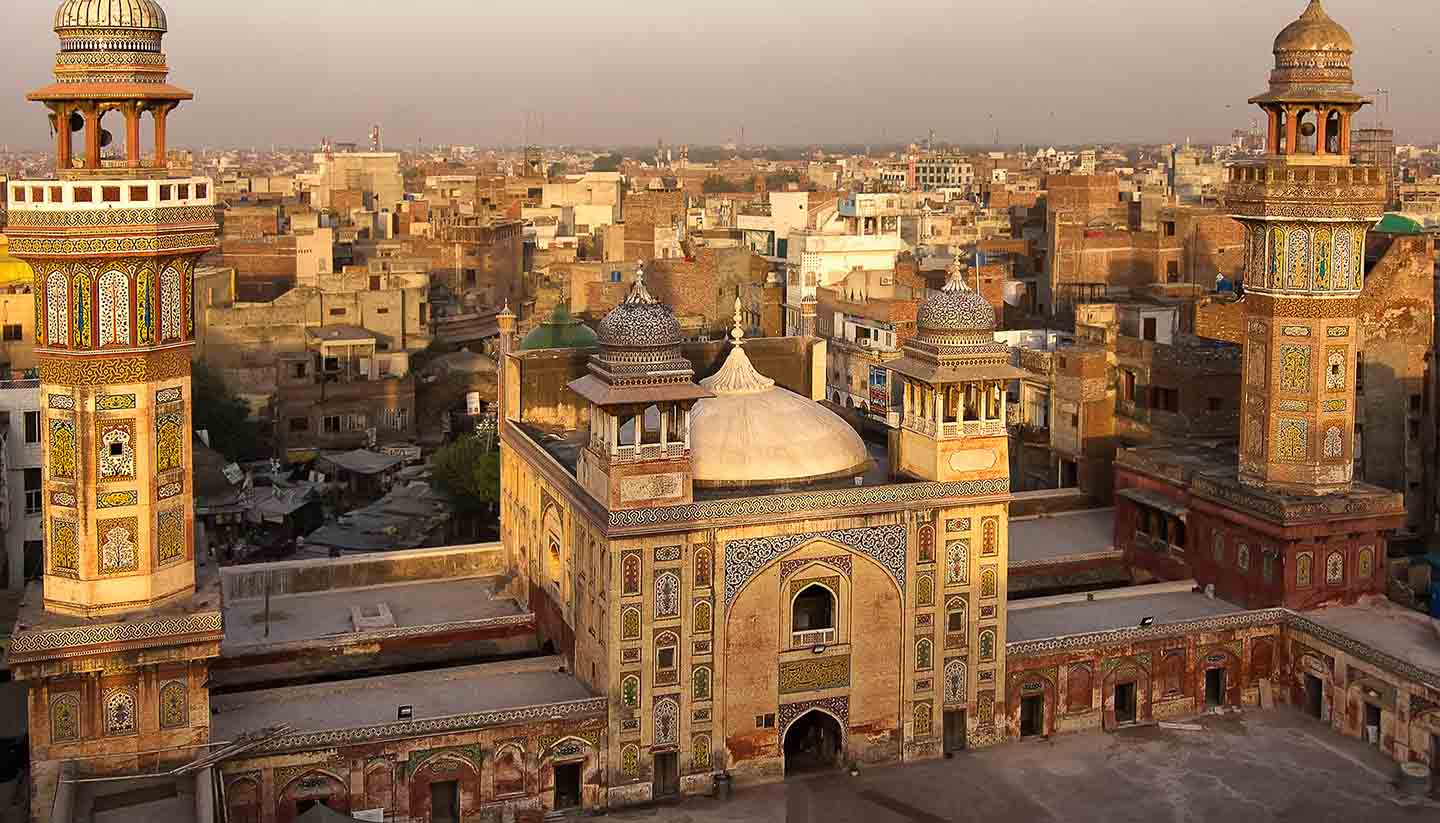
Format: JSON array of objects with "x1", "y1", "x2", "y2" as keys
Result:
[{"x1": 690, "y1": 345, "x2": 869, "y2": 487}]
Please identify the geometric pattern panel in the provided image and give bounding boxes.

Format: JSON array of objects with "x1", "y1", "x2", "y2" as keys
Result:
[
  {"x1": 159, "y1": 680, "x2": 188, "y2": 729},
  {"x1": 724, "y1": 525, "x2": 907, "y2": 608},
  {"x1": 157, "y1": 508, "x2": 186, "y2": 565},
  {"x1": 156, "y1": 410, "x2": 184, "y2": 473},
  {"x1": 97, "y1": 420, "x2": 136, "y2": 481}
]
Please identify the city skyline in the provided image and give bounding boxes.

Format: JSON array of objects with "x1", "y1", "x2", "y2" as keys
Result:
[{"x1": 0, "y1": 0, "x2": 1436, "y2": 152}]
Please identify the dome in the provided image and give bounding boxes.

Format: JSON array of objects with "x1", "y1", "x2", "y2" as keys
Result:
[
  {"x1": 519, "y1": 304, "x2": 598, "y2": 351},
  {"x1": 917, "y1": 274, "x2": 996, "y2": 333},
  {"x1": 597, "y1": 266, "x2": 681, "y2": 348},
  {"x1": 54, "y1": 0, "x2": 168, "y2": 31},
  {"x1": 690, "y1": 338, "x2": 868, "y2": 487},
  {"x1": 1273, "y1": 0, "x2": 1351, "y2": 54}
]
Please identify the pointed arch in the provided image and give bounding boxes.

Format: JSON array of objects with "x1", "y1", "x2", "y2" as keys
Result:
[
  {"x1": 73, "y1": 271, "x2": 93, "y2": 347},
  {"x1": 46, "y1": 270, "x2": 69, "y2": 346},
  {"x1": 50, "y1": 693, "x2": 80, "y2": 742},
  {"x1": 944, "y1": 658, "x2": 967, "y2": 705},
  {"x1": 135, "y1": 267, "x2": 156, "y2": 345},
  {"x1": 160, "y1": 265, "x2": 182, "y2": 341},
  {"x1": 98, "y1": 270, "x2": 131, "y2": 346}
]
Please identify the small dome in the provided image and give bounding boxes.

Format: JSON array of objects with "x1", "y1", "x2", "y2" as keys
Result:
[
  {"x1": 54, "y1": 0, "x2": 168, "y2": 31},
  {"x1": 690, "y1": 342, "x2": 868, "y2": 487},
  {"x1": 918, "y1": 275, "x2": 996, "y2": 333},
  {"x1": 597, "y1": 266, "x2": 681, "y2": 348},
  {"x1": 519, "y1": 304, "x2": 598, "y2": 351},
  {"x1": 1273, "y1": 0, "x2": 1352, "y2": 54}
]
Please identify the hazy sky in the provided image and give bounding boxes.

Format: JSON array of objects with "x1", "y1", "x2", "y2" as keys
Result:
[{"x1": 0, "y1": 0, "x2": 1435, "y2": 151}]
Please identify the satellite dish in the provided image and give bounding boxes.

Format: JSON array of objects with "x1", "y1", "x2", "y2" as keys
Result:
[{"x1": 68, "y1": 111, "x2": 84, "y2": 132}]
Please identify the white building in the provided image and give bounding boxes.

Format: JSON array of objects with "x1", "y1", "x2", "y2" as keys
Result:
[
  {"x1": 784, "y1": 231, "x2": 905, "y2": 334},
  {"x1": 0, "y1": 379, "x2": 43, "y2": 590}
]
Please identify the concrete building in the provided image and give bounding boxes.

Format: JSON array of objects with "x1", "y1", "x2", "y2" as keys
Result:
[
  {"x1": 784, "y1": 232, "x2": 904, "y2": 335},
  {"x1": 0, "y1": 378, "x2": 43, "y2": 591}
]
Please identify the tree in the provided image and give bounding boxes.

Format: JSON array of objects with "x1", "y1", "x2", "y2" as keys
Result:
[
  {"x1": 431, "y1": 436, "x2": 501, "y2": 514},
  {"x1": 702, "y1": 174, "x2": 745, "y2": 194},
  {"x1": 191, "y1": 360, "x2": 265, "y2": 461},
  {"x1": 591, "y1": 153, "x2": 623, "y2": 172}
]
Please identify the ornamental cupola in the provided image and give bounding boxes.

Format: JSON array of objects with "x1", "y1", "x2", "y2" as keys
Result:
[
  {"x1": 569, "y1": 264, "x2": 713, "y2": 510},
  {"x1": 888, "y1": 260, "x2": 1024, "y2": 484}
]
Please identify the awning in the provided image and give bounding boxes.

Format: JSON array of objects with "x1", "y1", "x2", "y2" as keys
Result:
[{"x1": 1118, "y1": 487, "x2": 1188, "y2": 520}]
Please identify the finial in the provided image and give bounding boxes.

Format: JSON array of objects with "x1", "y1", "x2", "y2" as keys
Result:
[
  {"x1": 624, "y1": 261, "x2": 656, "y2": 304},
  {"x1": 943, "y1": 251, "x2": 971, "y2": 292},
  {"x1": 730, "y1": 297, "x2": 745, "y2": 346},
  {"x1": 499, "y1": 298, "x2": 514, "y2": 317}
]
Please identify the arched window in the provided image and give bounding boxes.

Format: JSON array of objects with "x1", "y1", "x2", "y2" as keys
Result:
[
  {"x1": 655, "y1": 631, "x2": 679, "y2": 685},
  {"x1": 160, "y1": 266, "x2": 182, "y2": 341},
  {"x1": 622, "y1": 552, "x2": 641, "y2": 595},
  {"x1": 916, "y1": 638, "x2": 933, "y2": 671},
  {"x1": 50, "y1": 694, "x2": 80, "y2": 742},
  {"x1": 694, "y1": 547, "x2": 712, "y2": 588},
  {"x1": 104, "y1": 690, "x2": 136, "y2": 735},
  {"x1": 654, "y1": 698, "x2": 679, "y2": 746},
  {"x1": 46, "y1": 270, "x2": 69, "y2": 346},
  {"x1": 621, "y1": 674, "x2": 640, "y2": 709},
  {"x1": 640, "y1": 404, "x2": 662, "y2": 445},
  {"x1": 980, "y1": 568, "x2": 997, "y2": 598},
  {"x1": 692, "y1": 666, "x2": 712, "y2": 701},
  {"x1": 792, "y1": 583, "x2": 835, "y2": 633},
  {"x1": 1325, "y1": 551, "x2": 1344, "y2": 584},
  {"x1": 916, "y1": 575, "x2": 934, "y2": 607},
  {"x1": 944, "y1": 658, "x2": 967, "y2": 705},
  {"x1": 98, "y1": 271, "x2": 131, "y2": 346},
  {"x1": 620, "y1": 744, "x2": 640, "y2": 778},
  {"x1": 493, "y1": 745, "x2": 525, "y2": 796},
  {"x1": 654, "y1": 571, "x2": 680, "y2": 618},
  {"x1": 1297, "y1": 552, "x2": 1314, "y2": 587},
  {"x1": 136, "y1": 268, "x2": 156, "y2": 345},
  {"x1": 693, "y1": 600, "x2": 712, "y2": 633},
  {"x1": 692, "y1": 734, "x2": 712, "y2": 770},
  {"x1": 620, "y1": 606, "x2": 641, "y2": 640},
  {"x1": 978, "y1": 629, "x2": 996, "y2": 662},
  {"x1": 73, "y1": 272, "x2": 93, "y2": 347},
  {"x1": 159, "y1": 680, "x2": 188, "y2": 729}
]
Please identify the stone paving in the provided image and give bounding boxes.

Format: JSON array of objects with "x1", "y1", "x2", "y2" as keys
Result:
[{"x1": 609, "y1": 710, "x2": 1438, "y2": 822}]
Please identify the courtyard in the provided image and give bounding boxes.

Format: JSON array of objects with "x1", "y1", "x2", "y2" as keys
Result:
[{"x1": 610, "y1": 710, "x2": 1437, "y2": 822}]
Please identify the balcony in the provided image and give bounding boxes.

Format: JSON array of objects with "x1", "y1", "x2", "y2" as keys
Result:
[
  {"x1": 792, "y1": 628, "x2": 835, "y2": 648},
  {"x1": 608, "y1": 442, "x2": 689, "y2": 465}
]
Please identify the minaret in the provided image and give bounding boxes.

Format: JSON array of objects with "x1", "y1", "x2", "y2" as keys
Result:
[
  {"x1": 1228, "y1": 0, "x2": 1385, "y2": 495},
  {"x1": 5, "y1": 1, "x2": 223, "y2": 790}
]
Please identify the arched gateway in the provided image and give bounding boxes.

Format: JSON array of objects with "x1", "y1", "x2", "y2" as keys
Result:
[{"x1": 783, "y1": 710, "x2": 843, "y2": 776}]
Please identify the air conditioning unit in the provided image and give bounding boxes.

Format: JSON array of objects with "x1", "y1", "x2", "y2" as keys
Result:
[{"x1": 860, "y1": 338, "x2": 873, "y2": 349}]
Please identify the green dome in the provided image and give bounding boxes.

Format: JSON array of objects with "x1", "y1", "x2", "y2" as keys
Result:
[
  {"x1": 1374, "y1": 213, "x2": 1424, "y2": 236},
  {"x1": 519, "y1": 304, "x2": 598, "y2": 351}
]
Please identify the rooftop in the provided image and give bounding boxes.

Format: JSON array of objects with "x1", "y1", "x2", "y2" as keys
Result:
[
  {"x1": 1301, "y1": 597, "x2": 1440, "y2": 683},
  {"x1": 210, "y1": 657, "x2": 593, "y2": 740},
  {"x1": 221, "y1": 576, "x2": 523, "y2": 651},
  {"x1": 1006, "y1": 583, "x2": 1246, "y2": 643},
  {"x1": 1008, "y1": 508, "x2": 1117, "y2": 566}
]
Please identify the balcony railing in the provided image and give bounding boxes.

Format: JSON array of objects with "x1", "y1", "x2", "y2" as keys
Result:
[
  {"x1": 609, "y1": 442, "x2": 689, "y2": 464},
  {"x1": 792, "y1": 628, "x2": 835, "y2": 648}
]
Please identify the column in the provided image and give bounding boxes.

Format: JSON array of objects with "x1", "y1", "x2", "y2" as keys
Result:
[
  {"x1": 683, "y1": 408, "x2": 692, "y2": 450},
  {"x1": 1267, "y1": 108, "x2": 1281, "y2": 155},
  {"x1": 126, "y1": 105, "x2": 142, "y2": 168},
  {"x1": 936, "y1": 387, "x2": 945, "y2": 431},
  {"x1": 660, "y1": 407, "x2": 669, "y2": 450},
  {"x1": 608, "y1": 415, "x2": 618, "y2": 457},
  {"x1": 55, "y1": 104, "x2": 72, "y2": 171},
  {"x1": 153, "y1": 106, "x2": 169, "y2": 168},
  {"x1": 1284, "y1": 107, "x2": 1298, "y2": 156},
  {"x1": 1339, "y1": 112, "x2": 1352, "y2": 156},
  {"x1": 1315, "y1": 109, "x2": 1328, "y2": 157},
  {"x1": 84, "y1": 106, "x2": 101, "y2": 169}
]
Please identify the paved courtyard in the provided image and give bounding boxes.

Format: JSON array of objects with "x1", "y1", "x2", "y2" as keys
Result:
[{"x1": 611, "y1": 711, "x2": 1437, "y2": 823}]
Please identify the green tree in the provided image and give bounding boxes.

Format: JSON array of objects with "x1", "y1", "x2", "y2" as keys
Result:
[
  {"x1": 591, "y1": 153, "x2": 623, "y2": 172},
  {"x1": 431, "y1": 436, "x2": 501, "y2": 514},
  {"x1": 191, "y1": 360, "x2": 265, "y2": 461},
  {"x1": 702, "y1": 174, "x2": 745, "y2": 194}
]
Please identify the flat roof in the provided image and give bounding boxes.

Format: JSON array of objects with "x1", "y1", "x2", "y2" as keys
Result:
[
  {"x1": 210, "y1": 657, "x2": 593, "y2": 740},
  {"x1": 1008, "y1": 509, "x2": 1116, "y2": 565},
  {"x1": 1301, "y1": 597, "x2": 1440, "y2": 681},
  {"x1": 1007, "y1": 586, "x2": 1246, "y2": 643},
  {"x1": 222, "y1": 577, "x2": 523, "y2": 650}
]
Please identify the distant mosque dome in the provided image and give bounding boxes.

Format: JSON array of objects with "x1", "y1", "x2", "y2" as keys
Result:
[
  {"x1": 1273, "y1": 0, "x2": 1352, "y2": 55},
  {"x1": 519, "y1": 303, "x2": 597, "y2": 351},
  {"x1": 54, "y1": 0, "x2": 168, "y2": 32},
  {"x1": 689, "y1": 320, "x2": 868, "y2": 488}
]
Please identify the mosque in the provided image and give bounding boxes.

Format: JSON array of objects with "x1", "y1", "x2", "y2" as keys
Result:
[{"x1": 2, "y1": 2, "x2": 1438, "y2": 822}]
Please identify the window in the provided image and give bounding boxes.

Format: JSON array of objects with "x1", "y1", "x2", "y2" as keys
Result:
[
  {"x1": 1165, "y1": 261, "x2": 1179, "y2": 282},
  {"x1": 289, "y1": 417, "x2": 309, "y2": 432},
  {"x1": 323, "y1": 415, "x2": 341, "y2": 433},
  {"x1": 1123, "y1": 371, "x2": 1135, "y2": 401},
  {"x1": 375, "y1": 307, "x2": 389, "y2": 315},
  {"x1": 1143, "y1": 316, "x2": 1159, "y2": 340},
  {"x1": 23, "y1": 468, "x2": 41, "y2": 515},
  {"x1": 369, "y1": 276, "x2": 381, "y2": 291},
  {"x1": 419, "y1": 303, "x2": 428, "y2": 324},
  {"x1": 23, "y1": 411, "x2": 40, "y2": 444},
  {"x1": 291, "y1": 362, "x2": 307, "y2": 379},
  {"x1": 658, "y1": 647, "x2": 676, "y2": 670},
  {"x1": 792, "y1": 584, "x2": 835, "y2": 633},
  {"x1": 2, "y1": 324, "x2": 22, "y2": 341},
  {"x1": 329, "y1": 308, "x2": 346, "y2": 318},
  {"x1": 109, "y1": 441, "x2": 124, "y2": 457}
]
